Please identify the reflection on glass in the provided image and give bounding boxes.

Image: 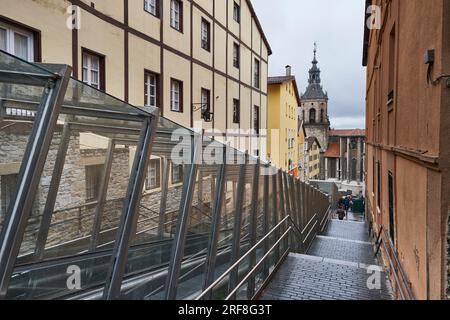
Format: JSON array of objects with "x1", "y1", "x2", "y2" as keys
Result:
[{"x1": 0, "y1": 51, "x2": 330, "y2": 300}]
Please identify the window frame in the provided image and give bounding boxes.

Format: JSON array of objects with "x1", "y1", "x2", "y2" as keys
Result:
[
  {"x1": 254, "y1": 58, "x2": 260, "y2": 89},
  {"x1": 309, "y1": 108, "x2": 316, "y2": 124},
  {"x1": 146, "y1": 159, "x2": 161, "y2": 190},
  {"x1": 233, "y1": 2, "x2": 241, "y2": 23},
  {"x1": 201, "y1": 87, "x2": 211, "y2": 113},
  {"x1": 233, "y1": 42, "x2": 240, "y2": 69},
  {"x1": 144, "y1": 0, "x2": 159, "y2": 17},
  {"x1": 85, "y1": 164, "x2": 103, "y2": 203},
  {"x1": 200, "y1": 18, "x2": 211, "y2": 52},
  {"x1": 233, "y1": 98, "x2": 240, "y2": 124},
  {"x1": 82, "y1": 48, "x2": 106, "y2": 91},
  {"x1": 171, "y1": 163, "x2": 184, "y2": 184},
  {"x1": 170, "y1": 78, "x2": 183, "y2": 112},
  {"x1": 0, "y1": 20, "x2": 37, "y2": 62},
  {"x1": 253, "y1": 105, "x2": 260, "y2": 135},
  {"x1": 144, "y1": 70, "x2": 159, "y2": 108},
  {"x1": 170, "y1": 0, "x2": 183, "y2": 32}
]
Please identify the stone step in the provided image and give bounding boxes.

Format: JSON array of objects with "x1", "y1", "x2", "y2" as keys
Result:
[{"x1": 261, "y1": 253, "x2": 393, "y2": 301}]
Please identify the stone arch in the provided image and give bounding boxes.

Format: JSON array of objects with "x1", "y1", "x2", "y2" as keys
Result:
[{"x1": 309, "y1": 108, "x2": 316, "y2": 124}]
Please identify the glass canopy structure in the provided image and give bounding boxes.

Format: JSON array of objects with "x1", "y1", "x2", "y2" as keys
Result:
[{"x1": 0, "y1": 50, "x2": 331, "y2": 300}]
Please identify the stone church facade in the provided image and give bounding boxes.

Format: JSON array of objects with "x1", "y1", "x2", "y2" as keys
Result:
[{"x1": 299, "y1": 46, "x2": 330, "y2": 180}]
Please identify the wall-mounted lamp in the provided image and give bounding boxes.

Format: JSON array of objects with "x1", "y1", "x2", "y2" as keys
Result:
[{"x1": 192, "y1": 102, "x2": 214, "y2": 122}]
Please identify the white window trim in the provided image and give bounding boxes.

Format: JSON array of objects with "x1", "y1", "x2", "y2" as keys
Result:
[
  {"x1": 171, "y1": 80, "x2": 181, "y2": 112},
  {"x1": 144, "y1": 0, "x2": 157, "y2": 15},
  {"x1": 145, "y1": 73, "x2": 157, "y2": 108},
  {"x1": 201, "y1": 19, "x2": 209, "y2": 50},
  {"x1": 170, "y1": 0, "x2": 181, "y2": 30},
  {"x1": 82, "y1": 52, "x2": 101, "y2": 89},
  {"x1": 233, "y1": 43, "x2": 240, "y2": 68},
  {"x1": 201, "y1": 89, "x2": 209, "y2": 111},
  {"x1": 0, "y1": 21, "x2": 34, "y2": 61}
]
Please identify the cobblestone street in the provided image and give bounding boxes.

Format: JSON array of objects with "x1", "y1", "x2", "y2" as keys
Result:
[{"x1": 261, "y1": 217, "x2": 393, "y2": 300}]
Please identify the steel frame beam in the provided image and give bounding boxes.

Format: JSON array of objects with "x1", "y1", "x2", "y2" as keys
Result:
[
  {"x1": 278, "y1": 170, "x2": 287, "y2": 252},
  {"x1": 0, "y1": 65, "x2": 72, "y2": 298},
  {"x1": 262, "y1": 169, "x2": 270, "y2": 280},
  {"x1": 103, "y1": 115, "x2": 159, "y2": 300},
  {"x1": 272, "y1": 172, "x2": 280, "y2": 264},
  {"x1": 158, "y1": 158, "x2": 170, "y2": 240},
  {"x1": 246, "y1": 161, "x2": 260, "y2": 300},
  {"x1": 228, "y1": 160, "x2": 247, "y2": 296},
  {"x1": 164, "y1": 134, "x2": 201, "y2": 300},
  {"x1": 34, "y1": 123, "x2": 72, "y2": 260},
  {"x1": 90, "y1": 138, "x2": 116, "y2": 252},
  {"x1": 202, "y1": 147, "x2": 227, "y2": 298}
]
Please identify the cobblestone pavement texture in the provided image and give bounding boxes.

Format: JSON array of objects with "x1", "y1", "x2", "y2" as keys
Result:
[{"x1": 261, "y1": 216, "x2": 393, "y2": 300}]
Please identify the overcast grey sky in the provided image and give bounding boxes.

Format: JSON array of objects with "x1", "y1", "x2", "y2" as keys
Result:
[{"x1": 252, "y1": 0, "x2": 366, "y2": 129}]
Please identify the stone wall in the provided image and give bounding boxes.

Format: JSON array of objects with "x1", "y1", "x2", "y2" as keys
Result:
[
  {"x1": 0, "y1": 125, "x2": 135, "y2": 255},
  {"x1": 305, "y1": 125, "x2": 328, "y2": 153}
]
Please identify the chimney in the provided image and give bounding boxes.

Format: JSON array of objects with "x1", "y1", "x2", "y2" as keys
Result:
[{"x1": 285, "y1": 65, "x2": 292, "y2": 76}]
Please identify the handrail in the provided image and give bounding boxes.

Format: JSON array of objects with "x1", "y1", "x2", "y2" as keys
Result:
[
  {"x1": 225, "y1": 227, "x2": 292, "y2": 300},
  {"x1": 195, "y1": 216, "x2": 291, "y2": 300},
  {"x1": 381, "y1": 229, "x2": 415, "y2": 300}
]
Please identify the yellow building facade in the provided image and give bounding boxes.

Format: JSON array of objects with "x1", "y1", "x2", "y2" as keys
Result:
[
  {"x1": 306, "y1": 137, "x2": 321, "y2": 181},
  {"x1": 267, "y1": 67, "x2": 301, "y2": 175},
  {"x1": 0, "y1": 0, "x2": 270, "y2": 155}
]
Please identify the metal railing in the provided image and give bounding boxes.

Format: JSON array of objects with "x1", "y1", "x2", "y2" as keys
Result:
[
  {"x1": 375, "y1": 225, "x2": 415, "y2": 300},
  {"x1": 196, "y1": 208, "x2": 331, "y2": 301},
  {"x1": 0, "y1": 50, "x2": 333, "y2": 300}
]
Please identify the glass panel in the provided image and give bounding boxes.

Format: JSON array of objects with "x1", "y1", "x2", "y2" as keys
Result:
[
  {"x1": 0, "y1": 49, "x2": 53, "y2": 80},
  {"x1": 0, "y1": 50, "x2": 330, "y2": 300},
  {"x1": 7, "y1": 113, "x2": 145, "y2": 299},
  {"x1": 0, "y1": 50, "x2": 155, "y2": 299}
]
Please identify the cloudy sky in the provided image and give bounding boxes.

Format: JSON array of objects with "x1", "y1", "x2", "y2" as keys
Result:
[{"x1": 252, "y1": 0, "x2": 366, "y2": 129}]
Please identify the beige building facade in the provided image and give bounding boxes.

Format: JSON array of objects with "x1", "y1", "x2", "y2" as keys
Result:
[{"x1": 0, "y1": 0, "x2": 270, "y2": 154}]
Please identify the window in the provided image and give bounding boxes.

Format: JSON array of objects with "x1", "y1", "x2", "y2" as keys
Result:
[
  {"x1": 320, "y1": 109, "x2": 324, "y2": 123},
  {"x1": 388, "y1": 25, "x2": 396, "y2": 106},
  {"x1": 82, "y1": 50, "x2": 105, "y2": 90},
  {"x1": 170, "y1": 0, "x2": 183, "y2": 31},
  {"x1": 172, "y1": 163, "x2": 183, "y2": 184},
  {"x1": 254, "y1": 59, "x2": 260, "y2": 89},
  {"x1": 0, "y1": 21, "x2": 34, "y2": 61},
  {"x1": 85, "y1": 165, "x2": 103, "y2": 202},
  {"x1": 201, "y1": 88, "x2": 210, "y2": 113},
  {"x1": 144, "y1": 0, "x2": 159, "y2": 17},
  {"x1": 309, "y1": 108, "x2": 316, "y2": 124},
  {"x1": 377, "y1": 161, "x2": 381, "y2": 209},
  {"x1": 201, "y1": 18, "x2": 210, "y2": 52},
  {"x1": 146, "y1": 159, "x2": 161, "y2": 190},
  {"x1": 388, "y1": 172, "x2": 395, "y2": 245},
  {"x1": 233, "y1": 43, "x2": 240, "y2": 68},
  {"x1": 253, "y1": 106, "x2": 260, "y2": 135},
  {"x1": 233, "y1": 2, "x2": 241, "y2": 23},
  {"x1": 171, "y1": 79, "x2": 183, "y2": 112},
  {"x1": 144, "y1": 71, "x2": 158, "y2": 108},
  {"x1": 1, "y1": 174, "x2": 18, "y2": 220},
  {"x1": 233, "y1": 99, "x2": 240, "y2": 124}
]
